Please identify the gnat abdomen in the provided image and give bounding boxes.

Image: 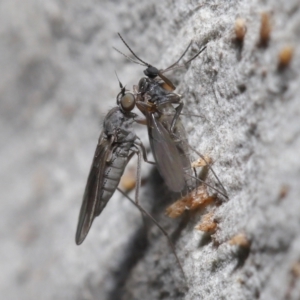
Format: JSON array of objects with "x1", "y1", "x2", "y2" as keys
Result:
[{"x1": 100, "y1": 146, "x2": 131, "y2": 209}]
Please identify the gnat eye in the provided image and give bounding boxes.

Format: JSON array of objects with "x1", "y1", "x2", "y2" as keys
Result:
[{"x1": 120, "y1": 93, "x2": 135, "y2": 112}]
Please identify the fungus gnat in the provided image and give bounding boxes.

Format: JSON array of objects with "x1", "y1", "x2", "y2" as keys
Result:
[{"x1": 115, "y1": 34, "x2": 227, "y2": 200}]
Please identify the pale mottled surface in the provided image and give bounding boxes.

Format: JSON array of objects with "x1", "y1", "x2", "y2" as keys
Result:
[{"x1": 1, "y1": 1, "x2": 300, "y2": 299}]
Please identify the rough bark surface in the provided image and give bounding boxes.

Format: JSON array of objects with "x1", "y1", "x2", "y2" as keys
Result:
[{"x1": 1, "y1": 1, "x2": 300, "y2": 299}]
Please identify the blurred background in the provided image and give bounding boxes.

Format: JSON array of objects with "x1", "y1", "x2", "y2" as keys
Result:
[{"x1": 1, "y1": 1, "x2": 300, "y2": 300}]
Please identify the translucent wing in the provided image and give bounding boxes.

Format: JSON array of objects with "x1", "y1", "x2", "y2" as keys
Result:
[
  {"x1": 147, "y1": 112, "x2": 186, "y2": 192},
  {"x1": 75, "y1": 134, "x2": 111, "y2": 245}
]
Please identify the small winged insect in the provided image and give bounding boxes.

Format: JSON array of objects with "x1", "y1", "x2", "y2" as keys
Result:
[
  {"x1": 75, "y1": 78, "x2": 184, "y2": 275},
  {"x1": 115, "y1": 34, "x2": 228, "y2": 198},
  {"x1": 75, "y1": 80, "x2": 143, "y2": 244}
]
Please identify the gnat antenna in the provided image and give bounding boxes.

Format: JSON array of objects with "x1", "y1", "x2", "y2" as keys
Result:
[{"x1": 117, "y1": 33, "x2": 151, "y2": 67}]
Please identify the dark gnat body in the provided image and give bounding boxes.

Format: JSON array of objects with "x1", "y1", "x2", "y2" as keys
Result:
[
  {"x1": 115, "y1": 33, "x2": 227, "y2": 199},
  {"x1": 135, "y1": 77, "x2": 195, "y2": 193},
  {"x1": 98, "y1": 107, "x2": 137, "y2": 207},
  {"x1": 76, "y1": 106, "x2": 138, "y2": 245},
  {"x1": 114, "y1": 34, "x2": 209, "y2": 194}
]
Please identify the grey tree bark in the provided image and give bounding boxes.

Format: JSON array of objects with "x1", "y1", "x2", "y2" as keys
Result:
[{"x1": 1, "y1": 1, "x2": 300, "y2": 299}]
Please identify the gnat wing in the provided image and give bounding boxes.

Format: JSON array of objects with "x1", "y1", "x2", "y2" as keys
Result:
[
  {"x1": 75, "y1": 134, "x2": 110, "y2": 245},
  {"x1": 148, "y1": 113, "x2": 186, "y2": 192}
]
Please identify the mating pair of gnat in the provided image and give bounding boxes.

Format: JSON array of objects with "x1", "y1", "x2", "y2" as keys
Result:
[{"x1": 75, "y1": 34, "x2": 228, "y2": 273}]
